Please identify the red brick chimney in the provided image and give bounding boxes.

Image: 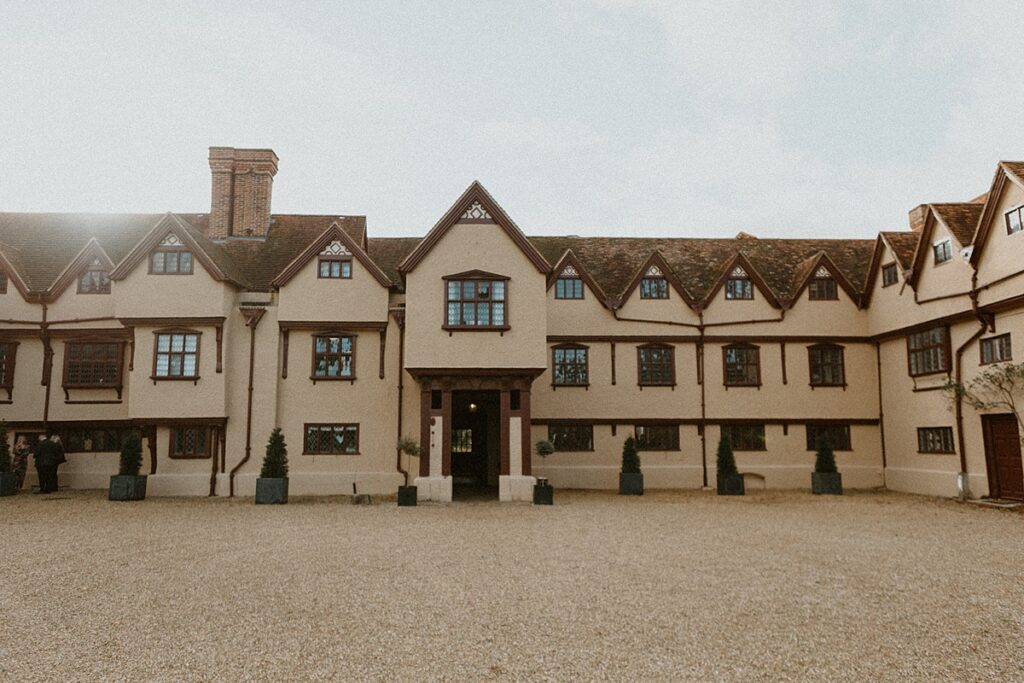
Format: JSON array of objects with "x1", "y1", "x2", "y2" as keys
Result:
[
  {"x1": 208, "y1": 147, "x2": 279, "y2": 240},
  {"x1": 908, "y1": 204, "x2": 929, "y2": 233}
]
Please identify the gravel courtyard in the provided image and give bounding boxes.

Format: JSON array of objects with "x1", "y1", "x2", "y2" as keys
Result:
[{"x1": 1, "y1": 490, "x2": 1021, "y2": 682}]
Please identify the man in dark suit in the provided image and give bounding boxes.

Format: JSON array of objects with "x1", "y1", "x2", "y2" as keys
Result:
[{"x1": 34, "y1": 434, "x2": 60, "y2": 494}]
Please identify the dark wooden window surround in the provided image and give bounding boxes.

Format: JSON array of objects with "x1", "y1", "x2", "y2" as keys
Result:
[
  {"x1": 806, "y1": 424, "x2": 851, "y2": 451},
  {"x1": 725, "y1": 277, "x2": 754, "y2": 300},
  {"x1": 149, "y1": 249, "x2": 194, "y2": 275},
  {"x1": 318, "y1": 256, "x2": 352, "y2": 279},
  {"x1": 552, "y1": 344, "x2": 588, "y2": 386},
  {"x1": 808, "y1": 344, "x2": 845, "y2": 387},
  {"x1": 77, "y1": 269, "x2": 111, "y2": 294},
  {"x1": 63, "y1": 341, "x2": 123, "y2": 389},
  {"x1": 721, "y1": 424, "x2": 766, "y2": 451},
  {"x1": 634, "y1": 423, "x2": 679, "y2": 450},
  {"x1": 808, "y1": 277, "x2": 838, "y2": 301},
  {"x1": 153, "y1": 331, "x2": 200, "y2": 380},
  {"x1": 445, "y1": 278, "x2": 508, "y2": 330},
  {"x1": 304, "y1": 423, "x2": 360, "y2": 455},
  {"x1": 555, "y1": 277, "x2": 583, "y2": 299},
  {"x1": 312, "y1": 335, "x2": 355, "y2": 380},
  {"x1": 932, "y1": 240, "x2": 953, "y2": 265},
  {"x1": 723, "y1": 345, "x2": 760, "y2": 387},
  {"x1": 1006, "y1": 205, "x2": 1023, "y2": 235},
  {"x1": 637, "y1": 344, "x2": 675, "y2": 386},
  {"x1": 0, "y1": 270, "x2": 7, "y2": 294},
  {"x1": 917, "y1": 427, "x2": 955, "y2": 454},
  {"x1": 640, "y1": 278, "x2": 668, "y2": 299},
  {"x1": 907, "y1": 326, "x2": 950, "y2": 377},
  {"x1": 0, "y1": 341, "x2": 16, "y2": 397},
  {"x1": 64, "y1": 427, "x2": 139, "y2": 454},
  {"x1": 980, "y1": 334, "x2": 1012, "y2": 365},
  {"x1": 170, "y1": 426, "x2": 212, "y2": 459},
  {"x1": 548, "y1": 424, "x2": 594, "y2": 451},
  {"x1": 882, "y1": 263, "x2": 898, "y2": 287}
]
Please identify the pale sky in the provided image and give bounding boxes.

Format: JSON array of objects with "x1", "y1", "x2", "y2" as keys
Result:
[{"x1": 1, "y1": 1, "x2": 1022, "y2": 239}]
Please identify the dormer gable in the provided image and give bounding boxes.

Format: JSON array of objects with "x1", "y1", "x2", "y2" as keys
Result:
[
  {"x1": 701, "y1": 253, "x2": 781, "y2": 309},
  {"x1": 969, "y1": 161, "x2": 1024, "y2": 266},
  {"x1": 397, "y1": 181, "x2": 550, "y2": 277},
  {"x1": 46, "y1": 238, "x2": 115, "y2": 301},
  {"x1": 790, "y1": 252, "x2": 859, "y2": 305},
  {"x1": 271, "y1": 222, "x2": 391, "y2": 288},
  {"x1": 546, "y1": 250, "x2": 611, "y2": 307},
  {"x1": 109, "y1": 213, "x2": 240, "y2": 286},
  {"x1": 618, "y1": 251, "x2": 695, "y2": 307},
  {"x1": 0, "y1": 245, "x2": 30, "y2": 299}
]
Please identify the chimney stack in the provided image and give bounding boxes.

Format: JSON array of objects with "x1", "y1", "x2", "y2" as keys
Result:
[
  {"x1": 208, "y1": 147, "x2": 279, "y2": 240},
  {"x1": 908, "y1": 204, "x2": 929, "y2": 233}
]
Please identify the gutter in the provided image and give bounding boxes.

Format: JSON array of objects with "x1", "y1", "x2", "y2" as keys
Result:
[
  {"x1": 952, "y1": 273, "x2": 989, "y2": 500},
  {"x1": 229, "y1": 308, "x2": 264, "y2": 497},
  {"x1": 394, "y1": 310, "x2": 409, "y2": 486}
]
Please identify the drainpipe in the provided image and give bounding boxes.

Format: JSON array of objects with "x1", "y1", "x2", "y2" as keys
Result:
[
  {"x1": 952, "y1": 273, "x2": 988, "y2": 501},
  {"x1": 697, "y1": 309, "x2": 708, "y2": 487},
  {"x1": 394, "y1": 310, "x2": 409, "y2": 486},
  {"x1": 874, "y1": 342, "x2": 887, "y2": 472},
  {"x1": 230, "y1": 309, "x2": 263, "y2": 497},
  {"x1": 40, "y1": 303, "x2": 52, "y2": 430}
]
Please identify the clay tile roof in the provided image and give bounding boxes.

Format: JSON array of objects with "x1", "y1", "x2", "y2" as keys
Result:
[
  {"x1": 880, "y1": 231, "x2": 920, "y2": 270},
  {"x1": 1002, "y1": 161, "x2": 1024, "y2": 185},
  {"x1": 529, "y1": 236, "x2": 875, "y2": 303},
  {"x1": 930, "y1": 203, "x2": 982, "y2": 246},
  {"x1": 367, "y1": 237, "x2": 422, "y2": 286}
]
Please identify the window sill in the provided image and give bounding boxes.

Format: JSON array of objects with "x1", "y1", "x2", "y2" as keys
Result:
[
  {"x1": 979, "y1": 359, "x2": 1012, "y2": 366},
  {"x1": 150, "y1": 376, "x2": 200, "y2": 384},
  {"x1": 724, "y1": 383, "x2": 761, "y2": 388},
  {"x1": 552, "y1": 383, "x2": 589, "y2": 389},
  {"x1": 638, "y1": 383, "x2": 676, "y2": 388},
  {"x1": 732, "y1": 448, "x2": 768, "y2": 452},
  {"x1": 909, "y1": 370, "x2": 949, "y2": 379},
  {"x1": 809, "y1": 383, "x2": 847, "y2": 389},
  {"x1": 442, "y1": 325, "x2": 510, "y2": 332},
  {"x1": 636, "y1": 447, "x2": 681, "y2": 452},
  {"x1": 169, "y1": 454, "x2": 212, "y2": 460},
  {"x1": 917, "y1": 450, "x2": 956, "y2": 455},
  {"x1": 310, "y1": 376, "x2": 357, "y2": 383},
  {"x1": 302, "y1": 452, "x2": 361, "y2": 456},
  {"x1": 549, "y1": 449, "x2": 595, "y2": 453}
]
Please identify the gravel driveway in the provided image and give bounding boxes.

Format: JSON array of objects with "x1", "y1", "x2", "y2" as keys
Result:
[{"x1": 0, "y1": 490, "x2": 1021, "y2": 682}]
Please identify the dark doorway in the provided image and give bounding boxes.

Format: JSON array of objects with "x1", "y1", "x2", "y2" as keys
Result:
[
  {"x1": 451, "y1": 390, "x2": 500, "y2": 500},
  {"x1": 982, "y1": 414, "x2": 1023, "y2": 501}
]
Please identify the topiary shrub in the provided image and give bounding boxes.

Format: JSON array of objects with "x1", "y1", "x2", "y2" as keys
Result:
[
  {"x1": 0, "y1": 422, "x2": 11, "y2": 473},
  {"x1": 716, "y1": 436, "x2": 738, "y2": 478},
  {"x1": 260, "y1": 428, "x2": 289, "y2": 479},
  {"x1": 118, "y1": 432, "x2": 143, "y2": 476},
  {"x1": 621, "y1": 436, "x2": 641, "y2": 474},
  {"x1": 535, "y1": 440, "x2": 554, "y2": 458},
  {"x1": 396, "y1": 436, "x2": 421, "y2": 457},
  {"x1": 814, "y1": 438, "x2": 838, "y2": 474}
]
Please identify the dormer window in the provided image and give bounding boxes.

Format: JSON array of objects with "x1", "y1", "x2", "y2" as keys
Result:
[
  {"x1": 1006, "y1": 205, "x2": 1023, "y2": 235},
  {"x1": 725, "y1": 266, "x2": 753, "y2": 300},
  {"x1": 882, "y1": 263, "x2": 899, "y2": 287},
  {"x1": 0, "y1": 270, "x2": 7, "y2": 294},
  {"x1": 149, "y1": 234, "x2": 193, "y2": 275},
  {"x1": 933, "y1": 239, "x2": 952, "y2": 265},
  {"x1": 640, "y1": 265, "x2": 668, "y2": 299},
  {"x1": 808, "y1": 267, "x2": 837, "y2": 301},
  {"x1": 554, "y1": 265, "x2": 583, "y2": 299},
  {"x1": 317, "y1": 240, "x2": 353, "y2": 279},
  {"x1": 78, "y1": 260, "x2": 111, "y2": 294}
]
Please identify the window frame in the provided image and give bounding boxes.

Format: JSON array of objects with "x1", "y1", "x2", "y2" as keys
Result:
[
  {"x1": 63, "y1": 427, "x2": 139, "y2": 454},
  {"x1": 443, "y1": 275, "x2": 510, "y2": 331},
  {"x1": 906, "y1": 326, "x2": 950, "y2": 377},
  {"x1": 805, "y1": 423, "x2": 851, "y2": 451},
  {"x1": 808, "y1": 277, "x2": 838, "y2": 301},
  {"x1": 317, "y1": 256, "x2": 352, "y2": 279},
  {"x1": 151, "y1": 330, "x2": 201, "y2": 381},
  {"x1": 0, "y1": 270, "x2": 7, "y2": 294},
  {"x1": 148, "y1": 248, "x2": 195, "y2": 275},
  {"x1": 0, "y1": 340, "x2": 18, "y2": 395},
  {"x1": 303, "y1": 423, "x2": 360, "y2": 455},
  {"x1": 1005, "y1": 204, "x2": 1023, "y2": 236},
  {"x1": 881, "y1": 263, "x2": 899, "y2": 287},
  {"x1": 62, "y1": 340, "x2": 124, "y2": 389},
  {"x1": 640, "y1": 277, "x2": 669, "y2": 299},
  {"x1": 637, "y1": 343, "x2": 676, "y2": 387},
  {"x1": 725, "y1": 277, "x2": 754, "y2": 300},
  {"x1": 980, "y1": 334, "x2": 1012, "y2": 365},
  {"x1": 634, "y1": 423, "x2": 680, "y2": 451},
  {"x1": 76, "y1": 269, "x2": 111, "y2": 294},
  {"x1": 932, "y1": 239, "x2": 953, "y2": 265},
  {"x1": 547, "y1": 423, "x2": 594, "y2": 452},
  {"x1": 723, "y1": 344, "x2": 761, "y2": 387},
  {"x1": 554, "y1": 277, "x2": 584, "y2": 300},
  {"x1": 311, "y1": 334, "x2": 356, "y2": 381},
  {"x1": 552, "y1": 344, "x2": 589, "y2": 387},
  {"x1": 917, "y1": 427, "x2": 955, "y2": 454},
  {"x1": 169, "y1": 426, "x2": 213, "y2": 459},
  {"x1": 808, "y1": 344, "x2": 846, "y2": 388},
  {"x1": 721, "y1": 423, "x2": 766, "y2": 451}
]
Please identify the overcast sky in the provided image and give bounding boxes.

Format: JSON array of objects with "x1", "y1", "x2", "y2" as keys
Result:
[{"x1": 1, "y1": 1, "x2": 1022, "y2": 239}]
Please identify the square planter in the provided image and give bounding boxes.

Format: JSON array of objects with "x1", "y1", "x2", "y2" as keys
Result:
[
  {"x1": 0, "y1": 471, "x2": 18, "y2": 497},
  {"x1": 717, "y1": 474, "x2": 745, "y2": 496},
  {"x1": 108, "y1": 475, "x2": 147, "y2": 501},
  {"x1": 533, "y1": 480, "x2": 554, "y2": 505},
  {"x1": 397, "y1": 485, "x2": 418, "y2": 507},
  {"x1": 255, "y1": 477, "x2": 288, "y2": 505},
  {"x1": 619, "y1": 472, "x2": 644, "y2": 496},
  {"x1": 812, "y1": 472, "x2": 843, "y2": 495}
]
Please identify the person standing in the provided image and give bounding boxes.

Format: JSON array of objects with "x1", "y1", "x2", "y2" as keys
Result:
[
  {"x1": 12, "y1": 435, "x2": 31, "y2": 491},
  {"x1": 34, "y1": 434, "x2": 58, "y2": 494},
  {"x1": 49, "y1": 434, "x2": 66, "y2": 492}
]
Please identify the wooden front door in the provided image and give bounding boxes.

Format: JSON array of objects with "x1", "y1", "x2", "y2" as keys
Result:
[{"x1": 982, "y1": 415, "x2": 1024, "y2": 501}]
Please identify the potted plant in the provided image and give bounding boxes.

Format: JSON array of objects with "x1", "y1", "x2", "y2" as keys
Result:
[
  {"x1": 533, "y1": 440, "x2": 554, "y2": 505},
  {"x1": 716, "y1": 436, "x2": 744, "y2": 496},
  {"x1": 396, "y1": 436, "x2": 420, "y2": 506},
  {"x1": 0, "y1": 422, "x2": 17, "y2": 497},
  {"x1": 108, "y1": 432, "x2": 147, "y2": 501},
  {"x1": 811, "y1": 438, "x2": 842, "y2": 495},
  {"x1": 619, "y1": 436, "x2": 643, "y2": 495},
  {"x1": 255, "y1": 427, "x2": 289, "y2": 505}
]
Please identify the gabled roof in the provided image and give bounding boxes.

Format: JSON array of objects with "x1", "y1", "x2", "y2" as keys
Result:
[
  {"x1": 46, "y1": 238, "x2": 115, "y2": 301},
  {"x1": 788, "y1": 251, "x2": 860, "y2": 305},
  {"x1": 929, "y1": 203, "x2": 983, "y2": 247},
  {"x1": 397, "y1": 181, "x2": 551, "y2": 275},
  {"x1": 618, "y1": 250, "x2": 696, "y2": 308},
  {"x1": 547, "y1": 249, "x2": 612, "y2": 308},
  {"x1": 0, "y1": 242, "x2": 31, "y2": 299},
  {"x1": 271, "y1": 222, "x2": 390, "y2": 288},
  {"x1": 970, "y1": 161, "x2": 1024, "y2": 266},
  {"x1": 109, "y1": 213, "x2": 247, "y2": 287},
  {"x1": 879, "y1": 231, "x2": 919, "y2": 271},
  {"x1": 700, "y1": 252, "x2": 782, "y2": 309}
]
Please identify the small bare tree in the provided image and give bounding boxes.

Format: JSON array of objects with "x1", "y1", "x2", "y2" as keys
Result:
[{"x1": 944, "y1": 361, "x2": 1024, "y2": 444}]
